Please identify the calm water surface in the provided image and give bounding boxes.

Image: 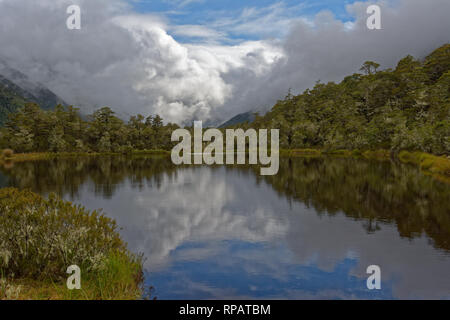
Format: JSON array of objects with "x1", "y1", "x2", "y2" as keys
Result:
[{"x1": 1, "y1": 155, "x2": 450, "y2": 299}]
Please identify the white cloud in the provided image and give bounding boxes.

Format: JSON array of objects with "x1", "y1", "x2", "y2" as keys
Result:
[
  {"x1": 114, "y1": 14, "x2": 283, "y2": 123},
  {"x1": 0, "y1": 0, "x2": 283, "y2": 124},
  {"x1": 169, "y1": 25, "x2": 226, "y2": 40},
  {"x1": 209, "y1": 2, "x2": 311, "y2": 39},
  {"x1": 0, "y1": 0, "x2": 449, "y2": 125},
  {"x1": 218, "y1": 0, "x2": 450, "y2": 121}
]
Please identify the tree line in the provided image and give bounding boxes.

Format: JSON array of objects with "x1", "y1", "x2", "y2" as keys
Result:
[{"x1": 0, "y1": 104, "x2": 179, "y2": 153}]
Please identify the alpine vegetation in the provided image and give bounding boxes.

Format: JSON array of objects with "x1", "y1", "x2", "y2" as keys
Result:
[
  {"x1": 0, "y1": 188, "x2": 144, "y2": 300},
  {"x1": 171, "y1": 121, "x2": 279, "y2": 176}
]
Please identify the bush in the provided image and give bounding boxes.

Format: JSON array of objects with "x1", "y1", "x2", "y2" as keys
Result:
[
  {"x1": 1, "y1": 149, "x2": 14, "y2": 158},
  {"x1": 0, "y1": 188, "x2": 140, "y2": 281}
]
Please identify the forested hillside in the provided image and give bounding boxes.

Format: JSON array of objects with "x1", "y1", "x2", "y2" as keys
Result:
[{"x1": 232, "y1": 44, "x2": 450, "y2": 155}]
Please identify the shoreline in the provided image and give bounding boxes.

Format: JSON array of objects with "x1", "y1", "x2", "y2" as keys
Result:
[
  {"x1": 0, "y1": 150, "x2": 170, "y2": 162},
  {"x1": 1, "y1": 148, "x2": 449, "y2": 181}
]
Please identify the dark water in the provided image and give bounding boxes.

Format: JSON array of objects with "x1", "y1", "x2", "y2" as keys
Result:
[{"x1": 1, "y1": 155, "x2": 450, "y2": 299}]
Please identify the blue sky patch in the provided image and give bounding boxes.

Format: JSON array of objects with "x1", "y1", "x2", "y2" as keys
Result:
[
  {"x1": 126, "y1": 0, "x2": 359, "y2": 42},
  {"x1": 146, "y1": 240, "x2": 394, "y2": 300}
]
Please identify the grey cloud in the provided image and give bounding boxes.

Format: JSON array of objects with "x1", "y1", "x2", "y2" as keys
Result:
[
  {"x1": 218, "y1": 0, "x2": 450, "y2": 122},
  {"x1": 0, "y1": 0, "x2": 277, "y2": 124},
  {"x1": 0, "y1": 0, "x2": 449, "y2": 125},
  {"x1": 0, "y1": 0, "x2": 146, "y2": 115}
]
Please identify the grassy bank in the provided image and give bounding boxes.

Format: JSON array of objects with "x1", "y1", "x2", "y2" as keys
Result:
[
  {"x1": 280, "y1": 148, "x2": 323, "y2": 157},
  {"x1": 281, "y1": 148, "x2": 450, "y2": 180},
  {"x1": 0, "y1": 188, "x2": 144, "y2": 300},
  {"x1": 132, "y1": 149, "x2": 170, "y2": 155},
  {"x1": 1, "y1": 252, "x2": 143, "y2": 300},
  {"x1": 397, "y1": 151, "x2": 450, "y2": 178},
  {"x1": 0, "y1": 149, "x2": 170, "y2": 163},
  {"x1": 280, "y1": 148, "x2": 392, "y2": 159}
]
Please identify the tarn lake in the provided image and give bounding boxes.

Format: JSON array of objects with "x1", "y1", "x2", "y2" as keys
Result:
[{"x1": 1, "y1": 155, "x2": 449, "y2": 299}]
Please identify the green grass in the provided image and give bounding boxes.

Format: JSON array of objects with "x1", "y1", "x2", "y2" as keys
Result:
[
  {"x1": 323, "y1": 149, "x2": 353, "y2": 157},
  {"x1": 0, "y1": 149, "x2": 170, "y2": 163},
  {"x1": 280, "y1": 148, "x2": 322, "y2": 157},
  {"x1": 131, "y1": 149, "x2": 170, "y2": 155},
  {"x1": 0, "y1": 188, "x2": 145, "y2": 300},
  {"x1": 398, "y1": 151, "x2": 450, "y2": 180},
  {"x1": 361, "y1": 149, "x2": 392, "y2": 160},
  {"x1": 1, "y1": 251, "x2": 144, "y2": 300},
  {"x1": 281, "y1": 148, "x2": 450, "y2": 181},
  {"x1": 1, "y1": 152, "x2": 103, "y2": 162}
]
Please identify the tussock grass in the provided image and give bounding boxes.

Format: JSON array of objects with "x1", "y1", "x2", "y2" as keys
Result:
[
  {"x1": 1, "y1": 252, "x2": 144, "y2": 300},
  {"x1": 2, "y1": 152, "x2": 101, "y2": 162},
  {"x1": 282, "y1": 148, "x2": 450, "y2": 181},
  {"x1": 398, "y1": 151, "x2": 450, "y2": 178},
  {"x1": 0, "y1": 188, "x2": 144, "y2": 300},
  {"x1": 324, "y1": 149, "x2": 353, "y2": 157},
  {"x1": 281, "y1": 149, "x2": 322, "y2": 156},
  {"x1": 0, "y1": 150, "x2": 170, "y2": 163},
  {"x1": 362, "y1": 149, "x2": 392, "y2": 160},
  {"x1": 131, "y1": 149, "x2": 170, "y2": 155}
]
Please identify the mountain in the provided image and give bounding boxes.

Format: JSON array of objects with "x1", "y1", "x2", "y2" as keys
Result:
[
  {"x1": 0, "y1": 62, "x2": 66, "y2": 125},
  {"x1": 0, "y1": 75, "x2": 31, "y2": 125},
  {"x1": 219, "y1": 111, "x2": 256, "y2": 128}
]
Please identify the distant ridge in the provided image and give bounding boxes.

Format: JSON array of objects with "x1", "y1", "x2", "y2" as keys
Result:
[
  {"x1": 0, "y1": 62, "x2": 66, "y2": 125},
  {"x1": 219, "y1": 111, "x2": 256, "y2": 128}
]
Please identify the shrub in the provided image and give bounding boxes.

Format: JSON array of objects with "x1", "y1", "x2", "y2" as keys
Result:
[
  {"x1": 0, "y1": 188, "x2": 140, "y2": 282},
  {"x1": 1, "y1": 149, "x2": 14, "y2": 158}
]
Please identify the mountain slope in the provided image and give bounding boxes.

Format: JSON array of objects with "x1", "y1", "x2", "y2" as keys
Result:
[
  {"x1": 0, "y1": 75, "x2": 31, "y2": 125},
  {"x1": 219, "y1": 111, "x2": 256, "y2": 128},
  {"x1": 0, "y1": 63, "x2": 66, "y2": 125}
]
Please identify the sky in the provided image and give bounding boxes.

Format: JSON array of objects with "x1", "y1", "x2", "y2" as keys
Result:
[
  {"x1": 128, "y1": 0, "x2": 358, "y2": 42},
  {"x1": 0, "y1": 0, "x2": 449, "y2": 125}
]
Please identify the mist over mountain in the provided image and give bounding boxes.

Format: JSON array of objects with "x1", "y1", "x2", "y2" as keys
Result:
[
  {"x1": 0, "y1": 62, "x2": 66, "y2": 125},
  {"x1": 0, "y1": 62, "x2": 66, "y2": 109},
  {"x1": 0, "y1": 75, "x2": 29, "y2": 125}
]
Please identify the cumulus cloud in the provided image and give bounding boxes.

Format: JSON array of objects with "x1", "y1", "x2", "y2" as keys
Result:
[
  {"x1": 0, "y1": 0, "x2": 449, "y2": 125},
  {"x1": 221, "y1": 0, "x2": 450, "y2": 121},
  {"x1": 0, "y1": 0, "x2": 282, "y2": 124}
]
